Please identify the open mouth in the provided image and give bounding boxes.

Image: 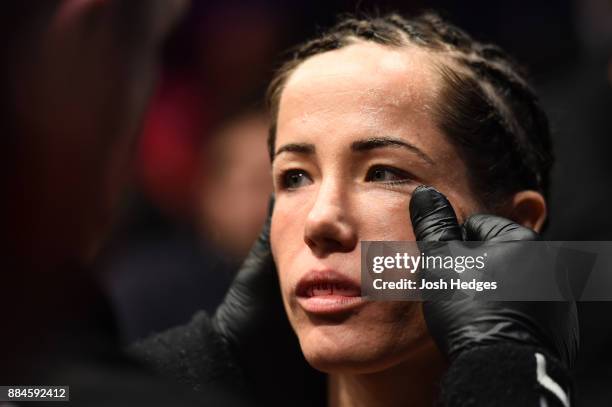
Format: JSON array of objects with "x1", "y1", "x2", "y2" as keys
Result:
[
  {"x1": 303, "y1": 282, "x2": 361, "y2": 297},
  {"x1": 295, "y1": 270, "x2": 364, "y2": 315}
]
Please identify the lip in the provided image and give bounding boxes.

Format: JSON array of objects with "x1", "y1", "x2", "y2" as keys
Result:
[{"x1": 295, "y1": 269, "x2": 364, "y2": 315}]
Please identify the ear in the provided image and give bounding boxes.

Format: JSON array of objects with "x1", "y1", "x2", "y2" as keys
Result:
[{"x1": 508, "y1": 190, "x2": 547, "y2": 233}]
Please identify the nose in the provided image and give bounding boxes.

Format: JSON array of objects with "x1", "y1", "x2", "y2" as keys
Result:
[{"x1": 304, "y1": 180, "x2": 358, "y2": 258}]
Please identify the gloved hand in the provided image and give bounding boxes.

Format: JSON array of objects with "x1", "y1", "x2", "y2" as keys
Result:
[
  {"x1": 409, "y1": 185, "x2": 579, "y2": 369},
  {"x1": 212, "y1": 196, "x2": 324, "y2": 404},
  {"x1": 213, "y1": 196, "x2": 283, "y2": 358}
]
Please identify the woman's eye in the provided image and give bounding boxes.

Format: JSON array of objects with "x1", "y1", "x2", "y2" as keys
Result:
[
  {"x1": 281, "y1": 169, "x2": 313, "y2": 190},
  {"x1": 365, "y1": 166, "x2": 412, "y2": 184}
]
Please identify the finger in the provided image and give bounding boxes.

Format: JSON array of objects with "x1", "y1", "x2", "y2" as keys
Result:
[
  {"x1": 409, "y1": 185, "x2": 462, "y2": 242},
  {"x1": 214, "y1": 194, "x2": 278, "y2": 343},
  {"x1": 462, "y1": 214, "x2": 539, "y2": 242}
]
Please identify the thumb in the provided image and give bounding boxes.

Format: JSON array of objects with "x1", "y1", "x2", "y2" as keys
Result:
[{"x1": 409, "y1": 185, "x2": 462, "y2": 242}]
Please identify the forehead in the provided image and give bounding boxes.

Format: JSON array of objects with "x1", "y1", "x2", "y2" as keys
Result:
[{"x1": 277, "y1": 41, "x2": 443, "y2": 141}]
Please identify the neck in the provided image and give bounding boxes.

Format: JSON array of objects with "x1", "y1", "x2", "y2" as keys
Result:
[{"x1": 328, "y1": 345, "x2": 446, "y2": 407}]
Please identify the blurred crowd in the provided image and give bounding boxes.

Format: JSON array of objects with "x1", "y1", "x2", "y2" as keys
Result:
[{"x1": 6, "y1": 0, "x2": 608, "y2": 404}]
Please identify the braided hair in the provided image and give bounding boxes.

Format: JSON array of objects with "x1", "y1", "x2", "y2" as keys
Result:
[{"x1": 266, "y1": 12, "x2": 553, "y2": 212}]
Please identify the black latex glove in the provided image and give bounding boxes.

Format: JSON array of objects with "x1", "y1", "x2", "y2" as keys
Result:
[
  {"x1": 213, "y1": 196, "x2": 281, "y2": 357},
  {"x1": 212, "y1": 196, "x2": 324, "y2": 404},
  {"x1": 409, "y1": 185, "x2": 579, "y2": 369}
]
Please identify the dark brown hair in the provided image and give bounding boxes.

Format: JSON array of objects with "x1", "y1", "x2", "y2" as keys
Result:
[{"x1": 266, "y1": 12, "x2": 553, "y2": 210}]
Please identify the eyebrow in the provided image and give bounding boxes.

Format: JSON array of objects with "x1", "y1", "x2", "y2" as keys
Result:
[
  {"x1": 273, "y1": 136, "x2": 434, "y2": 165},
  {"x1": 273, "y1": 143, "x2": 315, "y2": 161},
  {"x1": 352, "y1": 137, "x2": 434, "y2": 165}
]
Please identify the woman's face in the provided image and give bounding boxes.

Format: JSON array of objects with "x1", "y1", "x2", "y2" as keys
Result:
[{"x1": 270, "y1": 42, "x2": 482, "y2": 374}]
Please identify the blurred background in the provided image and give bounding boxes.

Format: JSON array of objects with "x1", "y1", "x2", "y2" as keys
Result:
[{"x1": 88, "y1": 0, "x2": 612, "y2": 404}]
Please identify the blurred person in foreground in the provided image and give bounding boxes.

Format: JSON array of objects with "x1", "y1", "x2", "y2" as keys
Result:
[{"x1": 0, "y1": 0, "x2": 248, "y2": 405}]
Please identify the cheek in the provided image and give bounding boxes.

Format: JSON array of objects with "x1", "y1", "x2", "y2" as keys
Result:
[
  {"x1": 375, "y1": 302, "x2": 430, "y2": 362},
  {"x1": 270, "y1": 196, "x2": 308, "y2": 285},
  {"x1": 352, "y1": 301, "x2": 428, "y2": 353},
  {"x1": 355, "y1": 189, "x2": 416, "y2": 241}
]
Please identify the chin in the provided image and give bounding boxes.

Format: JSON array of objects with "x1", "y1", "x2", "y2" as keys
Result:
[{"x1": 296, "y1": 319, "x2": 417, "y2": 374}]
